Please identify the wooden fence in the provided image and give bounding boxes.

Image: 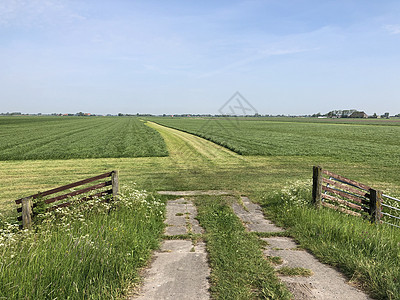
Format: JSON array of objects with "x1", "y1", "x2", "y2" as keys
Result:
[
  {"x1": 15, "y1": 170, "x2": 119, "y2": 229},
  {"x1": 312, "y1": 166, "x2": 382, "y2": 223}
]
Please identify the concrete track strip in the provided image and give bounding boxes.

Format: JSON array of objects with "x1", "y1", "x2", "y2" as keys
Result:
[
  {"x1": 130, "y1": 198, "x2": 210, "y2": 300},
  {"x1": 232, "y1": 196, "x2": 285, "y2": 233},
  {"x1": 232, "y1": 196, "x2": 372, "y2": 300}
]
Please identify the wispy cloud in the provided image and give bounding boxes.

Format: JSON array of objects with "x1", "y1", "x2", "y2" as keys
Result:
[
  {"x1": 197, "y1": 46, "x2": 317, "y2": 78},
  {"x1": 0, "y1": 0, "x2": 84, "y2": 28},
  {"x1": 383, "y1": 24, "x2": 400, "y2": 35}
]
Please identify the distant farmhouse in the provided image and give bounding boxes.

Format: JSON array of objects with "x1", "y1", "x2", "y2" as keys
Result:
[
  {"x1": 349, "y1": 111, "x2": 368, "y2": 118},
  {"x1": 323, "y1": 110, "x2": 369, "y2": 118},
  {"x1": 325, "y1": 109, "x2": 368, "y2": 118}
]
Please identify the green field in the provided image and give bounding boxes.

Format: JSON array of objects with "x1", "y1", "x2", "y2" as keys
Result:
[
  {"x1": 0, "y1": 116, "x2": 168, "y2": 160},
  {"x1": 1, "y1": 116, "x2": 399, "y2": 214},
  {"x1": 152, "y1": 117, "x2": 400, "y2": 168},
  {"x1": 1, "y1": 116, "x2": 400, "y2": 299}
]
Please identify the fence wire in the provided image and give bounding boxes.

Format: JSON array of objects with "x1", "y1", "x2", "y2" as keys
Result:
[
  {"x1": 382, "y1": 194, "x2": 400, "y2": 228},
  {"x1": 382, "y1": 203, "x2": 400, "y2": 212},
  {"x1": 383, "y1": 194, "x2": 400, "y2": 202}
]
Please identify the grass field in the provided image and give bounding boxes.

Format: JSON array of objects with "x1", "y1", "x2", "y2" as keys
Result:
[
  {"x1": 1, "y1": 118, "x2": 399, "y2": 213},
  {"x1": 152, "y1": 117, "x2": 400, "y2": 169},
  {"x1": 1, "y1": 116, "x2": 400, "y2": 299},
  {"x1": 0, "y1": 116, "x2": 168, "y2": 160}
]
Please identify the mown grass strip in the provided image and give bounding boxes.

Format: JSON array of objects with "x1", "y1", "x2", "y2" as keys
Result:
[
  {"x1": 259, "y1": 185, "x2": 400, "y2": 300},
  {"x1": 194, "y1": 196, "x2": 291, "y2": 299}
]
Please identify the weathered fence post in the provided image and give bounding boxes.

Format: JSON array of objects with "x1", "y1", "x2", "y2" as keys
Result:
[
  {"x1": 21, "y1": 197, "x2": 33, "y2": 229},
  {"x1": 111, "y1": 170, "x2": 119, "y2": 201},
  {"x1": 312, "y1": 166, "x2": 322, "y2": 208},
  {"x1": 369, "y1": 188, "x2": 382, "y2": 223}
]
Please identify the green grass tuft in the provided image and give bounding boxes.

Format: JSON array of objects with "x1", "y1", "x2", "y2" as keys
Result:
[
  {"x1": 252, "y1": 231, "x2": 291, "y2": 238},
  {"x1": 277, "y1": 267, "x2": 313, "y2": 277},
  {"x1": 266, "y1": 256, "x2": 283, "y2": 265}
]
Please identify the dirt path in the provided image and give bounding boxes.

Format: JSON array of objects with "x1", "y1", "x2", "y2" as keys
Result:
[
  {"x1": 130, "y1": 197, "x2": 210, "y2": 300},
  {"x1": 232, "y1": 196, "x2": 372, "y2": 300}
]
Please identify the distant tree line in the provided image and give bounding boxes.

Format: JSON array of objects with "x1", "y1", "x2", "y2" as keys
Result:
[
  {"x1": 312, "y1": 110, "x2": 396, "y2": 119},
  {"x1": 2, "y1": 111, "x2": 400, "y2": 118}
]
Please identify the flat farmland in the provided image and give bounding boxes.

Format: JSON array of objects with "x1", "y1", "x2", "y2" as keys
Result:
[
  {"x1": 0, "y1": 116, "x2": 168, "y2": 160},
  {"x1": 152, "y1": 117, "x2": 400, "y2": 168},
  {"x1": 1, "y1": 117, "x2": 400, "y2": 213}
]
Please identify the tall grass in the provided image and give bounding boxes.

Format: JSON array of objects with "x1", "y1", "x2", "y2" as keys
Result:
[
  {"x1": 0, "y1": 186, "x2": 165, "y2": 299},
  {"x1": 259, "y1": 181, "x2": 400, "y2": 300}
]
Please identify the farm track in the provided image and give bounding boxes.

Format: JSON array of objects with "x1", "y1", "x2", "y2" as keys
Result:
[{"x1": 131, "y1": 124, "x2": 372, "y2": 299}]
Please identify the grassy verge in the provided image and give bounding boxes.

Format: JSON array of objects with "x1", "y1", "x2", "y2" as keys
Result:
[
  {"x1": 0, "y1": 187, "x2": 165, "y2": 299},
  {"x1": 194, "y1": 196, "x2": 291, "y2": 299},
  {"x1": 258, "y1": 182, "x2": 400, "y2": 300}
]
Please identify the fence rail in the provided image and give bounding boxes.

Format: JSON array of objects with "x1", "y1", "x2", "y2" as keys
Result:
[
  {"x1": 313, "y1": 166, "x2": 400, "y2": 228},
  {"x1": 312, "y1": 166, "x2": 382, "y2": 223},
  {"x1": 15, "y1": 170, "x2": 119, "y2": 229}
]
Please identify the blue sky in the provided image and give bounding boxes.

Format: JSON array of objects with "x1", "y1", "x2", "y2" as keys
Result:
[{"x1": 1, "y1": 0, "x2": 400, "y2": 115}]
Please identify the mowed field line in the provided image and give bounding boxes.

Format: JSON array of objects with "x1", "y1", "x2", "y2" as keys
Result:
[{"x1": 146, "y1": 121, "x2": 245, "y2": 165}]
